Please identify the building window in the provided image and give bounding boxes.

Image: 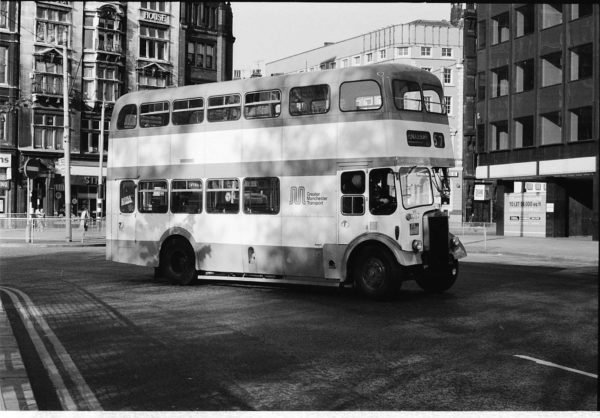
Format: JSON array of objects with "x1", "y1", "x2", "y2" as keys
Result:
[
  {"x1": 342, "y1": 59, "x2": 348, "y2": 68},
  {"x1": 420, "y1": 46, "x2": 431, "y2": 56},
  {"x1": 421, "y1": 67, "x2": 431, "y2": 72},
  {"x1": 477, "y1": 71, "x2": 486, "y2": 101},
  {"x1": 141, "y1": 1, "x2": 167, "y2": 12},
  {"x1": 515, "y1": 59, "x2": 534, "y2": 93},
  {"x1": 33, "y1": 113, "x2": 64, "y2": 150},
  {"x1": 476, "y1": 124, "x2": 485, "y2": 153},
  {"x1": 366, "y1": 52, "x2": 373, "y2": 63},
  {"x1": 353, "y1": 56, "x2": 361, "y2": 66},
  {"x1": 515, "y1": 4, "x2": 535, "y2": 37},
  {"x1": 542, "y1": 4, "x2": 563, "y2": 29},
  {"x1": 379, "y1": 49, "x2": 386, "y2": 60},
  {"x1": 441, "y1": 48, "x2": 452, "y2": 57},
  {"x1": 570, "y1": 43, "x2": 593, "y2": 81},
  {"x1": 138, "y1": 72, "x2": 168, "y2": 89},
  {"x1": 395, "y1": 47, "x2": 409, "y2": 57},
  {"x1": 477, "y1": 20, "x2": 486, "y2": 49},
  {"x1": 443, "y1": 96, "x2": 452, "y2": 115},
  {"x1": 541, "y1": 52, "x2": 562, "y2": 87},
  {"x1": 0, "y1": 113, "x2": 6, "y2": 141},
  {"x1": 491, "y1": 66, "x2": 509, "y2": 97},
  {"x1": 139, "y1": 25, "x2": 168, "y2": 60},
  {"x1": 35, "y1": 6, "x2": 70, "y2": 46},
  {"x1": 187, "y1": 42, "x2": 215, "y2": 70},
  {"x1": 0, "y1": 46, "x2": 7, "y2": 85},
  {"x1": 514, "y1": 116, "x2": 534, "y2": 148},
  {"x1": 570, "y1": 4, "x2": 593, "y2": 20},
  {"x1": 81, "y1": 117, "x2": 109, "y2": 154},
  {"x1": 0, "y1": 2, "x2": 7, "y2": 29},
  {"x1": 568, "y1": 106, "x2": 593, "y2": 141},
  {"x1": 540, "y1": 111, "x2": 562, "y2": 145},
  {"x1": 443, "y1": 68, "x2": 452, "y2": 85},
  {"x1": 491, "y1": 120, "x2": 509, "y2": 150},
  {"x1": 491, "y1": 12, "x2": 509, "y2": 44},
  {"x1": 187, "y1": 3, "x2": 217, "y2": 29}
]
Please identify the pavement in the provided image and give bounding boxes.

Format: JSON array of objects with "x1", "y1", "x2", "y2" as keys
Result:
[{"x1": 0, "y1": 226, "x2": 598, "y2": 410}]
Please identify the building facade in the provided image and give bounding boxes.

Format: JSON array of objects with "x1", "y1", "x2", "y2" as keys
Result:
[
  {"x1": 264, "y1": 19, "x2": 465, "y2": 222},
  {"x1": 0, "y1": 0, "x2": 234, "y2": 219},
  {"x1": 471, "y1": 3, "x2": 598, "y2": 239}
]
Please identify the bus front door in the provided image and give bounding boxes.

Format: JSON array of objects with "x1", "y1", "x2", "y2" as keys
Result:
[{"x1": 338, "y1": 169, "x2": 368, "y2": 246}]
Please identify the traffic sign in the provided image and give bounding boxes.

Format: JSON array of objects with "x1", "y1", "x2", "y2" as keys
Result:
[{"x1": 24, "y1": 158, "x2": 43, "y2": 179}]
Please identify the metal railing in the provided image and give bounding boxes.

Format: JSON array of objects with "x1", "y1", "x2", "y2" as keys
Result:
[{"x1": 0, "y1": 215, "x2": 106, "y2": 244}]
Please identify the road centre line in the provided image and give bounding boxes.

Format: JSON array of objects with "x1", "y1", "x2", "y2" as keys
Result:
[
  {"x1": 0, "y1": 286, "x2": 102, "y2": 410},
  {"x1": 514, "y1": 355, "x2": 597, "y2": 379}
]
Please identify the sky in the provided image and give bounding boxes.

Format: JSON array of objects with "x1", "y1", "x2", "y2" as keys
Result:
[{"x1": 230, "y1": 2, "x2": 451, "y2": 71}]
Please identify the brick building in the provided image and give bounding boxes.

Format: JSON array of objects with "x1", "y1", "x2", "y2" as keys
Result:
[{"x1": 0, "y1": 1, "x2": 234, "y2": 218}]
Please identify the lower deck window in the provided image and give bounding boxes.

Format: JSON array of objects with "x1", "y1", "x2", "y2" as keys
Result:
[
  {"x1": 243, "y1": 177, "x2": 280, "y2": 214},
  {"x1": 206, "y1": 178, "x2": 239, "y2": 213},
  {"x1": 138, "y1": 180, "x2": 168, "y2": 213},
  {"x1": 171, "y1": 179, "x2": 203, "y2": 213}
]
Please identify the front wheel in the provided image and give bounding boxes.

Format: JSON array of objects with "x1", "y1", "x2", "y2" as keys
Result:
[
  {"x1": 415, "y1": 256, "x2": 458, "y2": 293},
  {"x1": 160, "y1": 238, "x2": 197, "y2": 285},
  {"x1": 353, "y1": 247, "x2": 400, "y2": 299}
]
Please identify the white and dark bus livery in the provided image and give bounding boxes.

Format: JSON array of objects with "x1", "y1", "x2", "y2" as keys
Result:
[{"x1": 106, "y1": 63, "x2": 466, "y2": 298}]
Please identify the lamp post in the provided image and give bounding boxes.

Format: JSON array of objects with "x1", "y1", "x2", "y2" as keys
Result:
[{"x1": 62, "y1": 30, "x2": 72, "y2": 242}]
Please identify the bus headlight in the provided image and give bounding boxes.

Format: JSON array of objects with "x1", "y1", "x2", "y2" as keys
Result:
[{"x1": 412, "y1": 240, "x2": 423, "y2": 252}]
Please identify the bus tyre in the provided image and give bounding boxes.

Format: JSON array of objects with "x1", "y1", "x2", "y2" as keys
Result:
[
  {"x1": 416, "y1": 256, "x2": 458, "y2": 293},
  {"x1": 160, "y1": 238, "x2": 197, "y2": 285},
  {"x1": 353, "y1": 247, "x2": 400, "y2": 300}
]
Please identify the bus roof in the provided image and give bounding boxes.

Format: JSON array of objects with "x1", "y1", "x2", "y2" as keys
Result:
[{"x1": 115, "y1": 63, "x2": 443, "y2": 107}]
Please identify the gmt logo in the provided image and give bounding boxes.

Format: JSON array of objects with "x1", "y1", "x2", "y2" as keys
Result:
[{"x1": 289, "y1": 187, "x2": 328, "y2": 206}]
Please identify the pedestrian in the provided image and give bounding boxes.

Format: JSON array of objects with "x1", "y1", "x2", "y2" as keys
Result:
[
  {"x1": 80, "y1": 205, "x2": 90, "y2": 233},
  {"x1": 34, "y1": 207, "x2": 42, "y2": 230}
]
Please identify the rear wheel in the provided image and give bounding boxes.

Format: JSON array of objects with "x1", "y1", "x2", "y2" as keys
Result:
[
  {"x1": 416, "y1": 256, "x2": 458, "y2": 293},
  {"x1": 353, "y1": 247, "x2": 400, "y2": 299},
  {"x1": 160, "y1": 238, "x2": 197, "y2": 285}
]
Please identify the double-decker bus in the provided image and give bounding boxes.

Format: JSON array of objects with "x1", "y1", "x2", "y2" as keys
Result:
[{"x1": 106, "y1": 63, "x2": 466, "y2": 299}]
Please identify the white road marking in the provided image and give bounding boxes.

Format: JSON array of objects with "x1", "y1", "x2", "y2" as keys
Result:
[
  {"x1": 514, "y1": 355, "x2": 598, "y2": 379},
  {"x1": 0, "y1": 286, "x2": 102, "y2": 410}
]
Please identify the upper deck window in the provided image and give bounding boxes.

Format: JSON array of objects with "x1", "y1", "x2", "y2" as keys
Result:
[
  {"x1": 140, "y1": 101, "x2": 169, "y2": 127},
  {"x1": 392, "y1": 80, "x2": 422, "y2": 112},
  {"x1": 289, "y1": 84, "x2": 330, "y2": 116},
  {"x1": 340, "y1": 80, "x2": 382, "y2": 112},
  {"x1": 117, "y1": 104, "x2": 137, "y2": 129},
  {"x1": 172, "y1": 98, "x2": 204, "y2": 125},
  {"x1": 244, "y1": 90, "x2": 281, "y2": 119},
  {"x1": 422, "y1": 84, "x2": 445, "y2": 114},
  {"x1": 207, "y1": 94, "x2": 241, "y2": 122}
]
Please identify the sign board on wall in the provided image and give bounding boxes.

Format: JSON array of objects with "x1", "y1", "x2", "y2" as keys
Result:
[
  {"x1": 504, "y1": 192, "x2": 546, "y2": 237},
  {"x1": 474, "y1": 184, "x2": 491, "y2": 201}
]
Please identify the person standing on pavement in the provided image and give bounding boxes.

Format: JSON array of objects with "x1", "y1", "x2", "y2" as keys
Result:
[{"x1": 80, "y1": 205, "x2": 90, "y2": 233}]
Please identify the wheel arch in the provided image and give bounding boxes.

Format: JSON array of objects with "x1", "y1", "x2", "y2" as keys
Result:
[
  {"x1": 341, "y1": 232, "x2": 416, "y2": 284},
  {"x1": 158, "y1": 227, "x2": 197, "y2": 268}
]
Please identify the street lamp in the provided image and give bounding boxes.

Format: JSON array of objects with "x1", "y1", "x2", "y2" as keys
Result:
[{"x1": 62, "y1": 30, "x2": 72, "y2": 242}]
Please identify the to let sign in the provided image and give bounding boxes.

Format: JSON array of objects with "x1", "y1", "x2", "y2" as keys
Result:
[{"x1": 24, "y1": 158, "x2": 43, "y2": 179}]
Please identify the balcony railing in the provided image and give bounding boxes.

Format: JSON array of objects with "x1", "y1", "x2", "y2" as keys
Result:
[
  {"x1": 32, "y1": 83, "x2": 64, "y2": 96},
  {"x1": 96, "y1": 40, "x2": 123, "y2": 54}
]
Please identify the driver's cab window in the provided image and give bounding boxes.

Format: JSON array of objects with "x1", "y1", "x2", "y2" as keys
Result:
[{"x1": 369, "y1": 168, "x2": 397, "y2": 215}]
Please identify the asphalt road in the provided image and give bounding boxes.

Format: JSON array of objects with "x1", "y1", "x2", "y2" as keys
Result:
[{"x1": 1, "y1": 246, "x2": 597, "y2": 410}]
